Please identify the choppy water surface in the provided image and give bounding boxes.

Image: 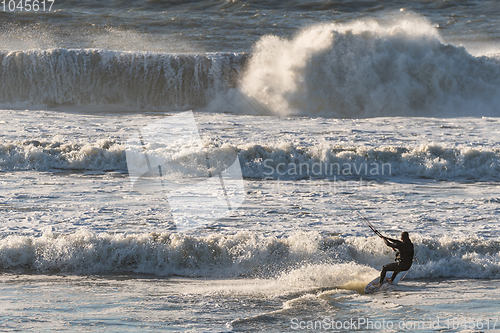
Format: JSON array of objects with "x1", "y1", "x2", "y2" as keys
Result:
[{"x1": 1, "y1": 0, "x2": 500, "y2": 331}]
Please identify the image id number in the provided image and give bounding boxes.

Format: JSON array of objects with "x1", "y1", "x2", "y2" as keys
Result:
[{"x1": 2, "y1": 0, "x2": 55, "y2": 11}]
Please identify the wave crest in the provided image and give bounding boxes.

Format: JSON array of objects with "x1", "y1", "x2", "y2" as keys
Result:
[
  {"x1": 2, "y1": 140, "x2": 500, "y2": 180},
  {"x1": 0, "y1": 49, "x2": 245, "y2": 109},
  {"x1": 238, "y1": 16, "x2": 500, "y2": 117},
  {"x1": 1, "y1": 230, "x2": 498, "y2": 280}
]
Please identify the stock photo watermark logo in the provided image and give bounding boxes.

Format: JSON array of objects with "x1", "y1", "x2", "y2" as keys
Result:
[{"x1": 125, "y1": 111, "x2": 245, "y2": 232}]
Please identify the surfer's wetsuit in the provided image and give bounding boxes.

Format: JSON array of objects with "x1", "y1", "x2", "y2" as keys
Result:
[{"x1": 379, "y1": 234, "x2": 414, "y2": 284}]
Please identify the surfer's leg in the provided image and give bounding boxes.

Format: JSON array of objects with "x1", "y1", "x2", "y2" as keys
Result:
[
  {"x1": 380, "y1": 263, "x2": 399, "y2": 284},
  {"x1": 389, "y1": 271, "x2": 399, "y2": 283},
  {"x1": 379, "y1": 268, "x2": 387, "y2": 284}
]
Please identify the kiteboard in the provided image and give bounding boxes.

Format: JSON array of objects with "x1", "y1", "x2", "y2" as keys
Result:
[{"x1": 364, "y1": 271, "x2": 403, "y2": 294}]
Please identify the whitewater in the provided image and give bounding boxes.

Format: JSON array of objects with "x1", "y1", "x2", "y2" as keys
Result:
[
  {"x1": 1, "y1": 3, "x2": 500, "y2": 332},
  {"x1": 2, "y1": 17, "x2": 500, "y2": 117},
  {"x1": 1, "y1": 110, "x2": 499, "y2": 331}
]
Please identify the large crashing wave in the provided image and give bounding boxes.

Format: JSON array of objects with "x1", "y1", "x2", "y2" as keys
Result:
[
  {"x1": 1, "y1": 139, "x2": 500, "y2": 180},
  {"x1": 235, "y1": 16, "x2": 500, "y2": 117},
  {"x1": 0, "y1": 230, "x2": 498, "y2": 280},
  {"x1": 3, "y1": 17, "x2": 500, "y2": 117},
  {"x1": 0, "y1": 49, "x2": 245, "y2": 109}
]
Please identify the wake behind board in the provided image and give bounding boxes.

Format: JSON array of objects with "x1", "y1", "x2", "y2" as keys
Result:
[{"x1": 364, "y1": 272, "x2": 403, "y2": 294}]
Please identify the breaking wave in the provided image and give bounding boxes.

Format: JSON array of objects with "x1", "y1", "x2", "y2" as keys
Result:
[
  {"x1": 1, "y1": 139, "x2": 499, "y2": 181},
  {"x1": 3, "y1": 17, "x2": 500, "y2": 118},
  {"x1": 229, "y1": 16, "x2": 500, "y2": 117},
  {"x1": 0, "y1": 49, "x2": 245, "y2": 109},
  {"x1": 0, "y1": 230, "x2": 498, "y2": 280}
]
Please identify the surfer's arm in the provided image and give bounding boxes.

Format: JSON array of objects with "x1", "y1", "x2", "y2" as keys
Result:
[{"x1": 383, "y1": 237, "x2": 402, "y2": 248}]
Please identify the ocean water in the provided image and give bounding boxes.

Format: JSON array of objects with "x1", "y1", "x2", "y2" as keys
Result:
[{"x1": 1, "y1": 0, "x2": 500, "y2": 332}]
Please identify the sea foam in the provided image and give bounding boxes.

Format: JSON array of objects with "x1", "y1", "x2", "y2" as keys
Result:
[
  {"x1": 0, "y1": 230, "x2": 498, "y2": 280},
  {"x1": 236, "y1": 16, "x2": 500, "y2": 117},
  {"x1": 2, "y1": 139, "x2": 499, "y2": 180}
]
